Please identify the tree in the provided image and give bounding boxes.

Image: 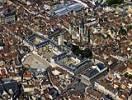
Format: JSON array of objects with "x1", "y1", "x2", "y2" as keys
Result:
[
  {"x1": 118, "y1": 26, "x2": 127, "y2": 35},
  {"x1": 127, "y1": 24, "x2": 132, "y2": 31},
  {"x1": 71, "y1": 45, "x2": 81, "y2": 56},
  {"x1": 106, "y1": 0, "x2": 124, "y2": 5},
  {"x1": 81, "y1": 48, "x2": 93, "y2": 59}
]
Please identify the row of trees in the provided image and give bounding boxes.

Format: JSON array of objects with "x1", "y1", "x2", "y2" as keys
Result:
[{"x1": 106, "y1": 0, "x2": 124, "y2": 5}]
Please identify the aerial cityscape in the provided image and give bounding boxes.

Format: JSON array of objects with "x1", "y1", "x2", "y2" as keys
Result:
[{"x1": 0, "y1": 0, "x2": 132, "y2": 100}]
